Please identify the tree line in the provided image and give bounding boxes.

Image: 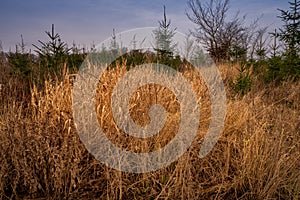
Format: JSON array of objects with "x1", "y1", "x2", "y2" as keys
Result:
[{"x1": 0, "y1": 0, "x2": 299, "y2": 94}]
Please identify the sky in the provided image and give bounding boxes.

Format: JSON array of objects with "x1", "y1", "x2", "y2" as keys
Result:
[{"x1": 0, "y1": 0, "x2": 291, "y2": 52}]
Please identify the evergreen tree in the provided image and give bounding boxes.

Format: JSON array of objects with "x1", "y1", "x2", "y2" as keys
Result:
[
  {"x1": 265, "y1": 0, "x2": 300, "y2": 82},
  {"x1": 153, "y1": 5, "x2": 177, "y2": 58},
  {"x1": 273, "y1": 0, "x2": 300, "y2": 80},
  {"x1": 33, "y1": 24, "x2": 70, "y2": 77},
  {"x1": 110, "y1": 28, "x2": 119, "y2": 58},
  {"x1": 278, "y1": 0, "x2": 300, "y2": 57}
]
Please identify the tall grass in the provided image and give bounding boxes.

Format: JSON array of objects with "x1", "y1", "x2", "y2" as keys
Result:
[{"x1": 0, "y1": 63, "x2": 299, "y2": 199}]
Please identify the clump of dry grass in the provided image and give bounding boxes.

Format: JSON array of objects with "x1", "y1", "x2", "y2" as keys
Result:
[{"x1": 0, "y1": 63, "x2": 299, "y2": 199}]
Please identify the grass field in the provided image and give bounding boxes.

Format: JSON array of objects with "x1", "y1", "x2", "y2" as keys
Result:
[{"x1": 0, "y1": 63, "x2": 299, "y2": 199}]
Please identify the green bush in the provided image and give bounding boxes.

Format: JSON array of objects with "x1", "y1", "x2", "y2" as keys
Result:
[
  {"x1": 265, "y1": 56, "x2": 300, "y2": 82},
  {"x1": 110, "y1": 50, "x2": 185, "y2": 72},
  {"x1": 230, "y1": 63, "x2": 252, "y2": 96}
]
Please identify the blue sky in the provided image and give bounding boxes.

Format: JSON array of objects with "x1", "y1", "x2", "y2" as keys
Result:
[{"x1": 0, "y1": 0, "x2": 290, "y2": 52}]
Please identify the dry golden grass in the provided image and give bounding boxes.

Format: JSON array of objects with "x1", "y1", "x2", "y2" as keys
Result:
[{"x1": 0, "y1": 63, "x2": 299, "y2": 199}]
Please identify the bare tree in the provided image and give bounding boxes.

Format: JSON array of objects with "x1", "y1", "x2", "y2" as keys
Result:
[{"x1": 186, "y1": 0, "x2": 247, "y2": 62}]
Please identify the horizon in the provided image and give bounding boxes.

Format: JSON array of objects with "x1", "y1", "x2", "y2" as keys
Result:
[{"x1": 0, "y1": 0, "x2": 290, "y2": 53}]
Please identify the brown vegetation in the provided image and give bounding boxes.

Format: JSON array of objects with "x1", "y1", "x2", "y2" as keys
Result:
[{"x1": 0, "y1": 63, "x2": 299, "y2": 199}]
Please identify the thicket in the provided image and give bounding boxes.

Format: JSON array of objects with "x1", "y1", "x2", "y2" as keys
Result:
[
  {"x1": 1, "y1": 60, "x2": 299, "y2": 200},
  {"x1": 187, "y1": 0, "x2": 300, "y2": 94},
  {"x1": 3, "y1": 24, "x2": 86, "y2": 96}
]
